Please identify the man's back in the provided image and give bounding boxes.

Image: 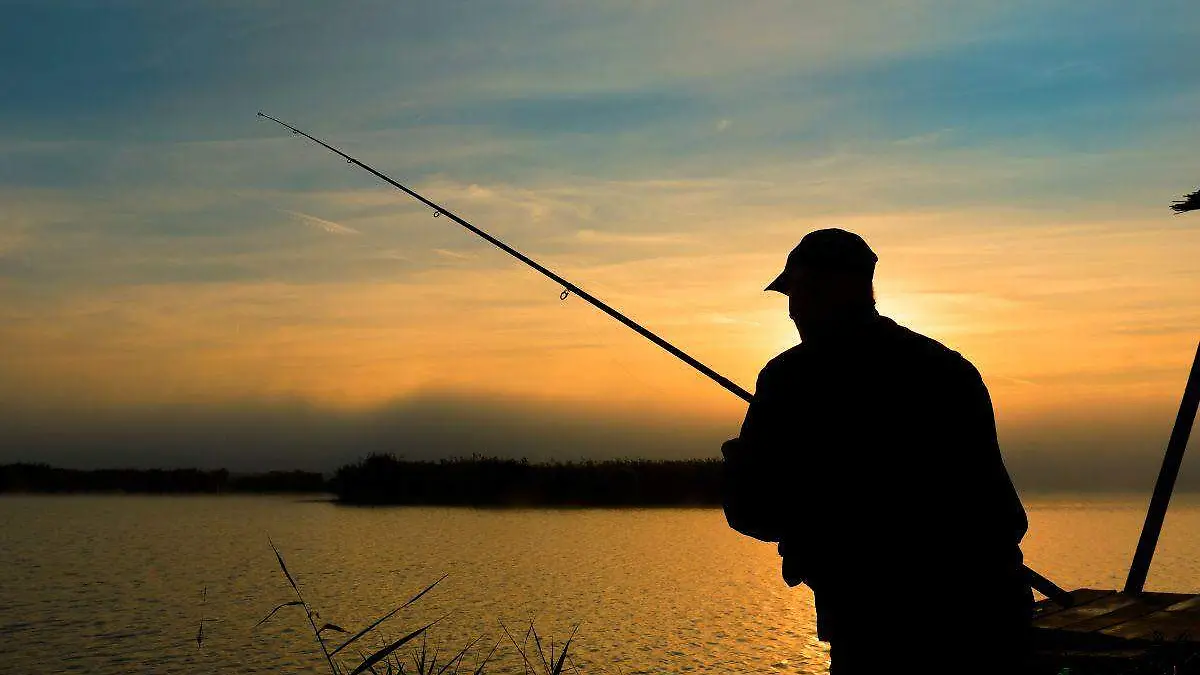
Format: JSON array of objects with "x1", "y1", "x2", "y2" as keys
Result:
[
  {"x1": 729, "y1": 314, "x2": 1030, "y2": 650},
  {"x1": 731, "y1": 230, "x2": 1032, "y2": 672}
]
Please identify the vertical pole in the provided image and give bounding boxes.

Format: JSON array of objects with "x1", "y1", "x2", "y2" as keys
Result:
[{"x1": 1124, "y1": 340, "x2": 1200, "y2": 595}]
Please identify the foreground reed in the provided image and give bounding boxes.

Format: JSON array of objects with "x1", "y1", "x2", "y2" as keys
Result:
[{"x1": 255, "y1": 540, "x2": 577, "y2": 675}]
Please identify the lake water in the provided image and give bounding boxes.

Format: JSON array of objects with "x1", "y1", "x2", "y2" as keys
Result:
[{"x1": 2, "y1": 495, "x2": 1199, "y2": 674}]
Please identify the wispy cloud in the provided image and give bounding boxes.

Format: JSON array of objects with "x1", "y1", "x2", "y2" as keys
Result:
[
  {"x1": 574, "y1": 229, "x2": 688, "y2": 246},
  {"x1": 432, "y1": 248, "x2": 475, "y2": 260},
  {"x1": 281, "y1": 209, "x2": 361, "y2": 235}
]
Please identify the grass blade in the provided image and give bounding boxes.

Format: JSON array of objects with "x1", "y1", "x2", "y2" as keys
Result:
[
  {"x1": 531, "y1": 626, "x2": 549, "y2": 674},
  {"x1": 260, "y1": 540, "x2": 340, "y2": 675},
  {"x1": 499, "y1": 620, "x2": 535, "y2": 675},
  {"x1": 196, "y1": 585, "x2": 208, "y2": 649},
  {"x1": 268, "y1": 537, "x2": 301, "y2": 595},
  {"x1": 358, "y1": 648, "x2": 381, "y2": 675},
  {"x1": 472, "y1": 640, "x2": 500, "y2": 675},
  {"x1": 436, "y1": 635, "x2": 482, "y2": 675},
  {"x1": 331, "y1": 574, "x2": 448, "y2": 658},
  {"x1": 556, "y1": 625, "x2": 580, "y2": 675},
  {"x1": 349, "y1": 618, "x2": 443, "y2": 675},
  {"x1": 320, "y1": 623, "x2": 350, "y2": 634},
  {"x1": 550, "y1": 639, "x2": 572, "y2": 675},
  {"x1": 400, "y1": 574, "x2": 448, "y2": 611},
  {"x1": 255, "y1": 600, "x2": 305, "y2": 628}
]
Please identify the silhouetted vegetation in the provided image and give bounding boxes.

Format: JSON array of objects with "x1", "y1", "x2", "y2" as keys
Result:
[
  {"x1": 0, "y1": 457, "x2": 727, "y2": 505},
  {"x1": 0, "y1": 463, "x2": 327, "y2": 494},
  {"x1": 331, "y1": 454, "x2": 723, "y2": 506},
  {"x1": 1170, "y1": 187, "x2": 1200, "y2": 213},
  {"x1": 255, "y1": 541, "x2": 583, "y2": 675}
]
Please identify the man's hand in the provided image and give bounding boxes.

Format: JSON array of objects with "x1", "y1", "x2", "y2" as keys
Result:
[{"x1": 721, "y1": 436, "x2": 784, "y2": 543}]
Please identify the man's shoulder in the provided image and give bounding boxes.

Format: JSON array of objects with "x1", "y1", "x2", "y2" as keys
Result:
[
  {"x1": 749, "y1": 344, "x2": 811, "y2": 396},
  {"x1": 765, "y1": 342, "x2": 808, "y2": 369},
  {"x1": 880, "y1": 317, "x2": 980, "y2": 379},
  {"x1": 754, "y1": 317, "x2": 983, "y2": 384}
]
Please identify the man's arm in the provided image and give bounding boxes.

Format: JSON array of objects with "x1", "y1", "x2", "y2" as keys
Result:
[
  {"x1": 722, "y1": 361, "x2": 789, "y2": 543},
  {"x1": 954, "y1": 359, "x2": 1029, "y2": 558}
]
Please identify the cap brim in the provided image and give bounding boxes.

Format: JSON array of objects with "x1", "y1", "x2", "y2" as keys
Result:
[{"x1": 765, "y1": 270, "x2": 790, "y2": 294}]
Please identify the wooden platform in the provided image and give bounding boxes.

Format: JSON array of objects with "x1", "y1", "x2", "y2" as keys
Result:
[{"x1": 1032, "y1": 588, "x2": 1200, "y2": 672}]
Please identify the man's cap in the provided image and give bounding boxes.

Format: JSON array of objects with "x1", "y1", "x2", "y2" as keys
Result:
[{"x1": 765, "y1": 228, "x2": 878, "y2": 293}]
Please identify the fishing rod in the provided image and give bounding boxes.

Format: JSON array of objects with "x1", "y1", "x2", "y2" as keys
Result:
[
  {"x1": 258, "y1": 112, "x2": 1072, "y2": 606},
  {"x1": 258, "y1": 112, "x2": 751, "y2": 402}
]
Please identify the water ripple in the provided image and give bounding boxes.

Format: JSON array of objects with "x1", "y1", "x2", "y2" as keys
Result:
[{"x1": 1, "y1": 495, "x2": 1198, "y2": 674}]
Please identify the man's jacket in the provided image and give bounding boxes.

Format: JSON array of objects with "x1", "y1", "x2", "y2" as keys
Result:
[{"x1": 722, "y1": 314, "x2": 1029, "y2": 642}]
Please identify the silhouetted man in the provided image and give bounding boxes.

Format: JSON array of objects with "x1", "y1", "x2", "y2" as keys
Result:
[{"x1": 722, "y1": 229, "x2": 1032, "y2": 674}]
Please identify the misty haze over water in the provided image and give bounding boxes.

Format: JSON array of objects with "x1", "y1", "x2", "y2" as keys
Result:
[{"x1": 2, "y1": 391, "x2": 1196, "y2": 494}]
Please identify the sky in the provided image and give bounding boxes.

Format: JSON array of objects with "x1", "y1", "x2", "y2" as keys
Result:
[{"x1": 1, "y1": 1, "x2": 1199, "y2": 489}]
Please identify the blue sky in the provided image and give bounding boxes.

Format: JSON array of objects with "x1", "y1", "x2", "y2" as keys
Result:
[{"x1": 1, "y1": 1, "x2": 1198, "y2": 477}]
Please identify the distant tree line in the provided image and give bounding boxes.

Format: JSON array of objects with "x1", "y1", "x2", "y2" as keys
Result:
[
  {"x1": 331, "y1": 454, "x2": 724, "y2": 506},
  {"x1": 0, "y1": 463, "x2": 327, "y2": 494},
  {"x1": 0, "y1": 456, "x2": 728, "y2": 505}
]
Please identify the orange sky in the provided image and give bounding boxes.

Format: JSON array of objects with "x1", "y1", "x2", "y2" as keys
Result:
[
  {"x1": 1, "y1": 1, "x2": 1198, "y2": 473},
  {"x1": 4, "y1": 196, "x2": 1197, "y2": 430}
]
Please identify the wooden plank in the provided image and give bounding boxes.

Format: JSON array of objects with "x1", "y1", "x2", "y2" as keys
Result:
[
  {"x1": 1056, "y1": 592, "x2": 1187, "y2": 633},
  {"x1": 1036, "y1": 593, "x2": 1145, "y2": 629},
  {"x1": 1101, "y1": 614, "x2": 1200, "y2": 642},
  {"x1": 1033, "y1": 589, "x2": 1115, "y2": 621},
  {"x1": 1099, "y1": 594, "x2": 1200, "y2": 642},
  {"x1": 1164, "y1": 596, "x2": 1200, "y2": 612}
]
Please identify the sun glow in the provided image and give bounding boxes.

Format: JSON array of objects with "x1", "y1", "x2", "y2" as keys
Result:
[{"x1": 874, "y1": 291, "x2": 934, "y2": 338}]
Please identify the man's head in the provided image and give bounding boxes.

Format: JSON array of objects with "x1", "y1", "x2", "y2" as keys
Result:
[{"x1": 766, "y1": 228, "x2": 878, "y2": 338}]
